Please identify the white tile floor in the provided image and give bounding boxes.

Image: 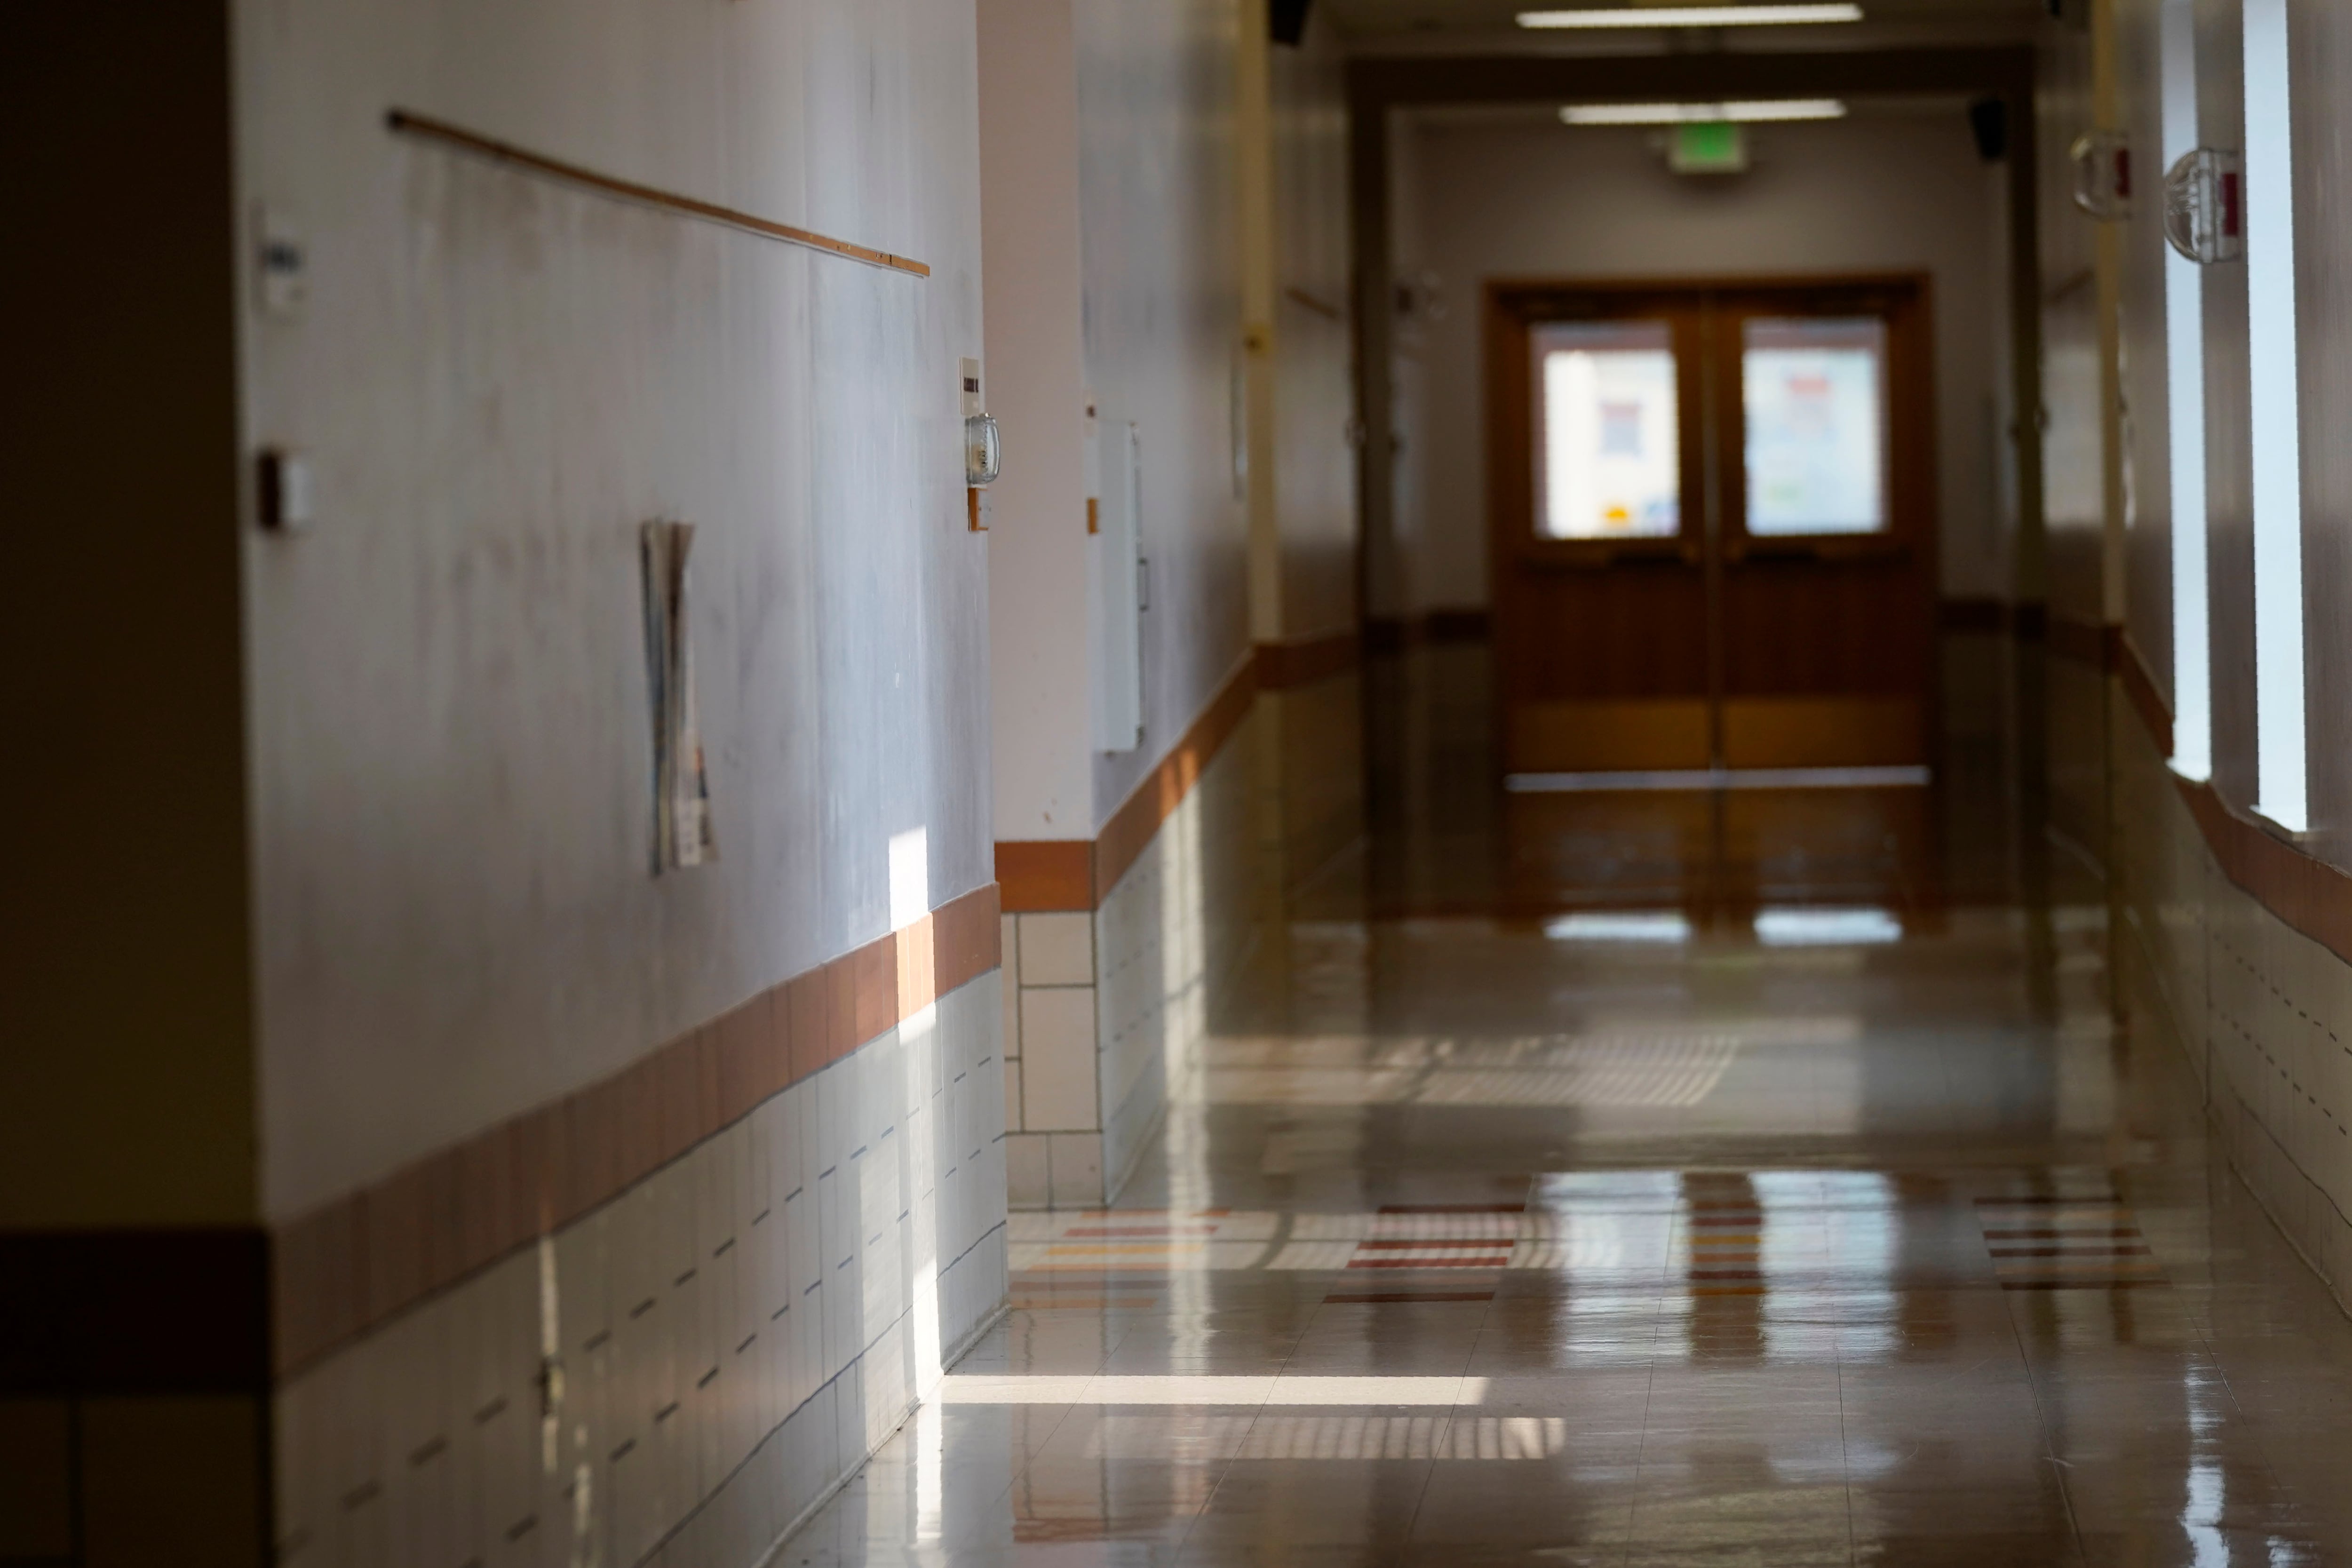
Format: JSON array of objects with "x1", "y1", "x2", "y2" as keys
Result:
[{"x1": 776, "y1": 824, "x2": 2352, "y2": 1566}]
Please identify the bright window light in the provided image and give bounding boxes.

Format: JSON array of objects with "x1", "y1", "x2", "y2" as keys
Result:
[
  {"x1": 939, "y1": 1374, "x2": 1488, "y2": 1407},
  {"x1": 1560, "y1": 99, "x2": 1847, "y2": 126},
  {"x1": 888, "y1": 826, "x2": 929, "y2": 930},
  {"x1": 2161, "y1": 0, "x2": 2212, "y2": 782},
  {"x1": 1534, "y1": 321, "x2": 1681, "y2": 538},
  {"x1": 1544, "y1": 911, "x2": 1693, "y2": 944},
  {"x1": 1752, "y1": 907, "x2": 1902, "y2": 947},
  {"x1": 1521, "y1": 3, "x2": 1861, "y2": 23},
  {"x1": 2244, "y1": 0, "x2": 2308, "y2": 829}
]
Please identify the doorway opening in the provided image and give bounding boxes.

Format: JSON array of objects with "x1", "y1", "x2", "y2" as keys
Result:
[{"x1": 1486, "y1": 275, "x2": 1937, "y2": 782}]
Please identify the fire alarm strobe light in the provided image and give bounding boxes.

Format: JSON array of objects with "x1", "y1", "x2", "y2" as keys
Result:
[{"x1": 2164, "y1": 147, "x2": 2242, "y2": 264}]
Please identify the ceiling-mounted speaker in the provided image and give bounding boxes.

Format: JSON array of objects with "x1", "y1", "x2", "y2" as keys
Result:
[
  {"x1": 1271, "y1": 0, "x2": 1312, "y2": 44},
  {"x1": 1968, "y1": 97, "x2": 2008, "y2": 162}
]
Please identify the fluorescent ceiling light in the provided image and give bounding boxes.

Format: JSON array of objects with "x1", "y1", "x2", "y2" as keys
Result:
[
  {"x1": 1562, "y1": 99, "x2": 1849, "y2": 125},
  {"x1": 1752, "y1": 906, "x2": 1903, "y2": 947},
  {"x1": 1521, "y1": 3, "x2": 1861, "y2": 25},
  {"x1": 1544, "y1": 911, "x2": 1692, "y2": 944}
]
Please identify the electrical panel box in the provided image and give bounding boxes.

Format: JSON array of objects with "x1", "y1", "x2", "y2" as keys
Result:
[{"x1": 1091, "y1": 419, "x2": 1144, "y2": 752}]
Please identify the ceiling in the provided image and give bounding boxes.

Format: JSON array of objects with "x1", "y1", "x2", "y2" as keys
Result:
[{"x1": 1319, "y1": 0, "x2": 2041, "y2": 49}]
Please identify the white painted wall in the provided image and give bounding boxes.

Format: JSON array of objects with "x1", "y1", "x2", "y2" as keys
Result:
[
  {"x1": 1076, "y1": 0, "x2": 1253, "y2": 821},
  {"x1": 982, "y1": 0, "x2": 1097, "y2": 843},
  {"x1": 1394, "y1": 107, "x2": 2013, "y2": 611},
  {"x1": 1383, "y1": 109, "x2": 1434, "y2": 622},
  {"x1": 2287, "y1": 0, "x2": 2352, "y2": 860},
  {"x1": 235, "y1": 0, "x2": 994, "y2": 1218},
  {"x1": 1272, "y1": 12, "x2": 1359, "y2": 637},
  {"x1": 983, "y1": 2, "x2": 1353, "y2": 1211},
  {"x1": 982, "y1": 0, "x2": 1257, "y2": 838},
  {"x1": 238, "y1": 2, "x2": 1009, "y2": 1558}
]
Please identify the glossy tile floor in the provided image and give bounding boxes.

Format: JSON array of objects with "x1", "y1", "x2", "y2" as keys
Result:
[{"x1": 779, "y1": 698, "x2": 2352, "y2": 1565}]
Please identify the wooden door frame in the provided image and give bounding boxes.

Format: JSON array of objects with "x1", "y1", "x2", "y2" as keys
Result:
[
  {"x1": 1487, "y1": 286, "x2": 1712, "y2": 573},
  {"x1": 1485, "y1": 271, "x2": 1941, "y2": 774},
  {"x1": 1706, "y1": 277, "x2": 1938, "y2": 568},
  {"x1": 1343, "y1": 47, "x2": 2038, "y2": 637},
  {"x1": 1485, "y1": 271, "x2": 1940, "y2": 594}
]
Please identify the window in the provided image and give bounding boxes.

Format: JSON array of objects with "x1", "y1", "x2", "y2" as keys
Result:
[
  {"x1": 2244, "y1": 0, "x2": 2307, "y2": 827},
  {"x1": 2162, "y1": 0, "x2": 2212, "y2": 780},
  {"x1": 1534, "y1": 321, "x2": 1681, "y2": 539},
  {"x1": 1741, "y1": 317, "x2": 1889, "y2": 536}
]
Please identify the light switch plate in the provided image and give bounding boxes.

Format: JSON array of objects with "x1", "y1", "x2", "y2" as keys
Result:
[{"x1": 259, "y1": 448, "x2": 315, "y2": 532}]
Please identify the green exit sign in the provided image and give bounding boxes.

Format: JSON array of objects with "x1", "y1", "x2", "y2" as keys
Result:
[{"x1": 1669, "y1": 121, "x2": 1748, "y2": 174}]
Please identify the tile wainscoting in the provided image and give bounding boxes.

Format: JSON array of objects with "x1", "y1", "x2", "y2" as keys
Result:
[
  {"x1": 2112, "y1": 661, "x2": 2352, "y2": 1319},
  {"x1": 999, "y1": 699, "x2": 1262, "y2": 1211},
  {"x1": 270, "y1": 892, "x2": 1009, "y2": 1568},
  {"x1": 994, "y1": 634, "x2": 1364, "y2": 1210}
]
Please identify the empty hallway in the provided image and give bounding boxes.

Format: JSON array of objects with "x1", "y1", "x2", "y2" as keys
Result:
[
  {"x1": 20, "y1": 0, "x2": 2352, "y2": 1563},
  {"x1": 779, "y1": 709, "x2": 2352, "y2": 1565}
]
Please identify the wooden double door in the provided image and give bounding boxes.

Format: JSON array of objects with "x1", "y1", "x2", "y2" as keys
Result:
[{"x1": 1487, "y1": 276, "x2": 1935, "y2": 776}]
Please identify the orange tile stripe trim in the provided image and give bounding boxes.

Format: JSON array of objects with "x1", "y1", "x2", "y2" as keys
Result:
[
  {"x1": 2042, "y1": 611, "x2": 2110, "y2": 673},
  {"x1": 1361, "y1": 608, "x2": 1493, "y2": 655},
  {"x1": 2047, "y1": 613, "x2": 2175, "y2": 757},
  {"x1": 1096, "y1": 650, "x2": 1260, "y2": 904},
  {"x1": 2176, "y1": 778, "x2": 2352, "y2": 968},
  {"x1": 270, "y1": 883, "x2": 1000, "y2": 1377},
  {"x1": 994, "y1": 840, "x2": 1094, "y2": 913},
  {"x1": 2114, "y1": 628, "x2": 2174, "y2": 759},
  {"x1": 998, "y1": 650, "x2": 1264, "y2": 914},
  {"x1": 994, "y1": 630, "x2": 1366, "y2": 914},
  {"x1": 1255, "y1": 627, "x2": 1361, "y2": 691},
  {"x1": 2111, "y1": 633, "x2": 2352, "y2": 970},
  {"x1": 386, "y1": 110, "x2": 931, "y2": 278}
]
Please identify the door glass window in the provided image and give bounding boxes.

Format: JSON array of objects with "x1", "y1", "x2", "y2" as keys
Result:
[
  {"x1": 1533, "y1": 321, "x2": 1680, "y2": 540},
  {"x1": 1742, "y1": 317, "x2": 1887, "y2": 536}
]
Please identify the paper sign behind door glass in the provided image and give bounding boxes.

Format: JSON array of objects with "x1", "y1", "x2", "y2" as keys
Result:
[
  {"x1": 1742, "y1": 317, "x2": 1888, "y2": 536},
  {"x1": 1532, "y1": 320, "x2": 1680, "y2": 540}
]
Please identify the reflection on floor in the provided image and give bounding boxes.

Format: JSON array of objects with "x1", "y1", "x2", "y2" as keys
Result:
[
  {"x1": 779, "y1": 750, "x2": 2352, "y2": 1563},
  {"x1": 1358, "y1": 646, "x2": 2018, "y2": 926},
  {"x1": 1386, "y1": 786, "x2": 1968, "y2": 922}
]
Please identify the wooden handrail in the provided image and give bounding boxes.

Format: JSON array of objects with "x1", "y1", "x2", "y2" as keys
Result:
[{"x1": 386, "y1": 109, "x2": 930, "y2": 279}]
